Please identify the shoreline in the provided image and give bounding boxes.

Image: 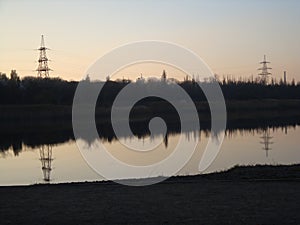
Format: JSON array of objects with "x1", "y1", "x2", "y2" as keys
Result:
[
  {"x1": 4, "y1": 163, "x2": 299, "y2": 187},
  {"x1": 0, "y1": 164, "x2": 299, "y2": 224}
]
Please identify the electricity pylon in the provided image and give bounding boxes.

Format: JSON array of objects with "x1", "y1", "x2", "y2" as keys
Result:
[
  {"x1": 36, "y1": 35, "x2": 51, "y2": 77},
  {"x1": 258, "y1": 55, "x2": 272, "y2": 84}
]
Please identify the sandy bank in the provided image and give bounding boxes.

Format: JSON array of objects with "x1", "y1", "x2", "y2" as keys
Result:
[{"x1": 0, "y1": 164, "x2": 299, "y2": 224}]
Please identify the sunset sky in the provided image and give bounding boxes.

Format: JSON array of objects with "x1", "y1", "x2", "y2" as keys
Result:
[{"x1": 0, "y1": 0, "x2": 299, "y2": 81}]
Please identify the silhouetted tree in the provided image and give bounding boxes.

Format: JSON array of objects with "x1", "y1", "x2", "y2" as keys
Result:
[{"x1": 0, "y1": 72, "x2": 299, "y2": 106}]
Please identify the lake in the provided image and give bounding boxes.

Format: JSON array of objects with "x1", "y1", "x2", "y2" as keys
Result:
[{"x1": 0, "y1": 116, "x2": 299, "y2": 186}]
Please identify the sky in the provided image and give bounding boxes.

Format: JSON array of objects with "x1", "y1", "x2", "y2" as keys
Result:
[{"x1": 0, "y1": 0, "x2": 299, "y2": 81}]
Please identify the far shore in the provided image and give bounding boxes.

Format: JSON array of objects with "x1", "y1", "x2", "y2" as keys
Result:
[
  {"x1": 0, "y1": 99, "x2": 300, "y2": 121},
  {"x1": 0, "y1": 164, "x2": 299, "y2": 224}
]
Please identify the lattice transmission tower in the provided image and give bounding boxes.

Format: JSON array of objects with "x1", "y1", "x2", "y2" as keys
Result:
[
  {"x1": 258, "y1": 55, "x2": 272, "y2": 84},
  {"x1": 36, "y1": 35, "x2": 51, "y2": 77},
  {"x1": 39, "y1": 145, "x2": 53, "y2": 182}
]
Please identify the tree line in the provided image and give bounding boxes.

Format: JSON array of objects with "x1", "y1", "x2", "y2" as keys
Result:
[{"x1": 0, "y1": 70, "x2": 299, "y2": 106}]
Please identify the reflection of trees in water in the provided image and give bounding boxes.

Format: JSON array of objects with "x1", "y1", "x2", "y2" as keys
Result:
[
  {"x1": 164, "y1": 133, "x2": 168, "y2": 148},
  {"x1": 225, "y1": 124, "x2": 295, "y2": 139},
  {"x1": 210, "y1": 130, "x2": 223, "y2": 145},
  {"x1": 225, "y1": 116, "x2": 298, "y2": 139},
  {"x1": 0, "y1": 138, "x2": 23, "y2": 156},
  {"x1": 0, "y1": 128, "x2": 73, "y2": 155},
  {"x1": 184, "y1": 130, "x2": 200, "y2": 143},
  {"x1": 0, "y1": 117, "x2": 299, "y2": 156}
]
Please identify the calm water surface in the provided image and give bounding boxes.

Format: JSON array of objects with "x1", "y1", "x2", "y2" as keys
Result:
[{"x1": 0, "y1": 125, "x2": 299, "y2": 185}]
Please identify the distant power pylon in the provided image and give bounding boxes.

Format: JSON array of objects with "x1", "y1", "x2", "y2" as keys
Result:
[
  {"x1": 39, "y1": 145, "x2": 53, "y2": 182},
  {"x1": 258, "y1": 55, "x2": 272, "y2": 84},
  {"x1": 36, "y1": 35, "x2": 51, "y2": 77},
  {"x1": 260, "y1": 128, "x2": 273, "y2": 158}
]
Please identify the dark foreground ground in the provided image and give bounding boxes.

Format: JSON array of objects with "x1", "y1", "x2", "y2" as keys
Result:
[{"x1": 0, "y1": 164, "x2": 299, "y2": 225}]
